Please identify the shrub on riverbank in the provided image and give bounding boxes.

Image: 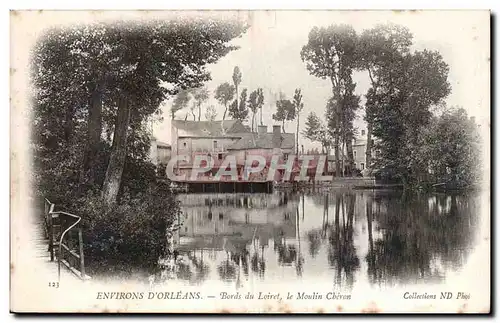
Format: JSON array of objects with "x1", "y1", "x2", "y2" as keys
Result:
[{"x1": 73, "y1": 180, "x2": 181, "y2": 276}]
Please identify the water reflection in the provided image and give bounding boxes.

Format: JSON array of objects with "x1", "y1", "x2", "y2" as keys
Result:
[{"x1": 159, "y1": 190, "x2": 479, "y2": 290}]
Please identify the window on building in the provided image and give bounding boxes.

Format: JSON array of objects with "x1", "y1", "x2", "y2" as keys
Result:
[
  {"x1": 213, "y1": 140, "x2": 218, "y2": 149},
  {"x1": 361, "y1": 163, "x2": 365, "y2": 170},
  {"x1": 218, "y1": 153, "x2": 223, "y2": 160},
  {"x1": 283, "y1": 153, "x2": 289, "y2": 161},
  {"x1": 183, "y1": 142, "x2": 187, "y2": 148},
  {"x1": 361, "y1": 130, "x2": 366, "y2": 136},
  {"x1": 354, "y1": 151, "x2": 357, "y2": 158}
]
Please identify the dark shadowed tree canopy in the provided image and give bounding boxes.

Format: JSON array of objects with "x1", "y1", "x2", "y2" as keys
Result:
[{"x1": 31, "y1": 17, "x2": 248, "y2": 273}]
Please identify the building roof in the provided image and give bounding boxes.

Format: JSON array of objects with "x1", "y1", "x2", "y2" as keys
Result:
[
  {"x1": 172, "y1": 119, "x2": 249, "y2": 137},
  {"x1": 156, "y1": 140, "x2": 171, "y2": 148},
  {"x1": 227, "y1": 132, "x2": 295, "y2": 150}
]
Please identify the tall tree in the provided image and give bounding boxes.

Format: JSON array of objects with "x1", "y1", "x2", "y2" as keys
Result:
[
  {"x1": 272, "y1": 96, "x2": 295, "y2": 133},
  {"x1": 102, "y1": 95, "x2": 131, "y2": 206},
  {"x1": 171, "y1": 89, "x2": 191, "y2": 119},
  {"x1": 370, "y1": 49, "x2": 451, "y2": 186},
  {"x1": 192, "y1": 86, "x2": 209, "y2": 121},
  {"x1": 248, "y1": 89, "x2": 260, "y2": 132},
  {"x1": 357, "y1": 23, "x2": 413, "y2": 168},
  {"x1": 257, "y1": 88, "x2": 265, "y2": 125},
  {"x1": 301, "y1": 24, "x2": 358, "y2": 176},
  {"x1": 339, "y1": 80, "x2": 359, "y2": 175},
  {"x1": 293, "y1": 89, "x2": 304, "y2": 154},
  {"x1": 214, "y1": 82, "x2": 235, "y2": 120},
  {"x1": 418, "y1": 107, "x2": 481, "y2": 188},
  {"x1": 302, "y1": 112, "x2": 331, "y2": 154},
  {"x1": 204, "y1": 105, "x2": 218, "y2": 121},
  {"x1": 232, "y1": 66, "x2": 242, "y2": 111},
  {"x1": 228, "y1": 88, "x2": 249, "y2": 122}
]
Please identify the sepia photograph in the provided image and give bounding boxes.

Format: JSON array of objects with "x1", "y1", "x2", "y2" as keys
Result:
[{"x1": 9, "y1": 9, "x2": 491, "y2": 314}]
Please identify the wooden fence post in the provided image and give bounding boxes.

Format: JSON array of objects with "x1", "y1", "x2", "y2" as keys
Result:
[
  {"x1": 49, "y1": 211, "x2": 54, "y2": 262},
  {"x1": 78, "y1": 228, "x2": 85, "y2": 279}
]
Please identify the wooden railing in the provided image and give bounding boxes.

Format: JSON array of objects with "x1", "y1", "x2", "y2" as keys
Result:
[{"x1": 43, "y1": 198, "x2": 90, "y2": 281}]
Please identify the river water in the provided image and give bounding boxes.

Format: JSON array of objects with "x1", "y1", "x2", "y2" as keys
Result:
[{"x1": 158, "y1": 189, "x2": 482, "y2": 291}]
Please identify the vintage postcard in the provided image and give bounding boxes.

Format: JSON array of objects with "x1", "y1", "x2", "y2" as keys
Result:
[{"x1": 10, "y1": 10, "x2": 491, "y2": 314}]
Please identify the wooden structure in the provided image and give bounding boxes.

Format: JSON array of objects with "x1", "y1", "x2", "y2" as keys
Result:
[{"x1": 43, "y1": 198, "x2": 91, "y2": 282}]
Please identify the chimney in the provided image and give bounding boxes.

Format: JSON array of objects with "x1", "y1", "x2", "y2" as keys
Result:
[
  {"x1": 258, "y1": 125, "x2": 267, "y2": 134},
  {"x1": 272, "y1": 125, "x2": 281, "y2": 148}
]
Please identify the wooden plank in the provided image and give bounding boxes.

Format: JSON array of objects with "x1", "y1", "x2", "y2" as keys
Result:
[
  {"x1": 60, "y1": 259, "x2": 92, "y2": 280},
  {"x1": 60, "y1": 243, "x2": 80, "y2": 260}
]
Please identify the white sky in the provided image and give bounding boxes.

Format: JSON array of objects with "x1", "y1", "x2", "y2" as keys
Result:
[{"x1": 150, "y1": 11, "x2": 490, "y2": 147}]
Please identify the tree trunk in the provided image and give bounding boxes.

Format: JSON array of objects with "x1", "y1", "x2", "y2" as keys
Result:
[
  {"x1": 198, "y1": 103, "x2": 201, "y2": 121},
  {"x1": 102, "y1": 96, "x2": 131, "y2": 206},
  {"x1": 282, "y1": 120, "x2": 286, "y2": 133},
  {"x1": 260, "y1": 106, "x2": 263, "y2": 125},
  {"x1": 366, "y1": 122, "x2": 373, "y2": 168},
  {"x1": 235, "y1": 85, "x2": 239, "y2": 114},
  {"x1": 335, "y1": 87, "x2": 342, "y2": 178},
  {"x1": 223, "y1": 104, "x2": 228, "y2": 121},
  {"x1": 346, "y1": 132, "x2": 354, "y2": 176},
  {"x1": 296, "y1": 113, "x2": 300, "y2": 155},
  {"x1": 80, "y1": 85, "x2": 103, "y2": 186},
  {"x1": 334, "y1": 133, "x2": 340, "y2": 177},
  {"x1": 251, "y1": 113, "x2": 254, "y2": 132}
]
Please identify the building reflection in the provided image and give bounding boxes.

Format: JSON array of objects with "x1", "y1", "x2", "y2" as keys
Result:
[{"x1": 171, "y1": 193, "x2": 301, "y2": 286}]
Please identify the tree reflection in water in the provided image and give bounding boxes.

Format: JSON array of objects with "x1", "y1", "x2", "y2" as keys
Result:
[
  {"x1": 307, "y1": 229, "x2": 322, "y2": 258},
  {"x1": 327, "y1": 193, "x2": 360, "y2": 289},
  {"x1": 251, "y1": 246, "x2": 266, "y2": 278},
  {"x1": 217, "y1": 259, "x2": 237, "y2": 282},
  {"x1": 366, "y1": 191, "x2": 478, "y2": 286},
  {"x1": 171, "y1": 189, "x2": 479, "y2": 287},
  {"x1": 168, "y1": 250, "x2": 211, "y2": 285}
]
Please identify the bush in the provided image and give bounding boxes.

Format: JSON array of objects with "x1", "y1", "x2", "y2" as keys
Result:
[{"x1": 73, "y1": 180, "x2": 181, "y2": 276}]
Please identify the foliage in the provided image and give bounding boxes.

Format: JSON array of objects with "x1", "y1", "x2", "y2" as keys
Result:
[
  {"x1": 370, "y1": 49, "x2": 451, "y2": 185},
  {"x1": 272, "y1": 96, "x2": 295, "y2": 133},
  {"x1": 293, "y1": 89, "x2": 304, "y2": 154},
  {"x1": 417, "y1": 108, "x2": 482, "y2": 188},
  {"x1": 232, "y1": 66, "x2": 242, "y2": 91},
  {"x1": 293, "y1": 89, "x2": 304, "y2": 115},
  {"x1": 32, "y1": 18, "x2": 248, "y2": 274},
  {"x1": 171, "y1": 89, "x2": 191, "y2": 119},
  {"x1": 302, "y1": 111, "x2": 331, "y2": 153},
  {"x1": 232, "y1": 66, "x2": 243, "y2": 114},
  {"x1": 214, "y1": 82, "x2": 235, "y2": 120},
  {"x1": 191, "y1": 86, "x2": 209, "y2": 121},
  {"x1": 228, "y1": 88, "x2": 249, "y2": 121},
  {"x1": 74, "y1": 180, "x2": 182, "y2": 275},
  {"x1": 204, "y1": 105, "x2": 218, "y2": 121},
  {"x1": 248, "y1": 88, "x2": 264, "y2": 131}
]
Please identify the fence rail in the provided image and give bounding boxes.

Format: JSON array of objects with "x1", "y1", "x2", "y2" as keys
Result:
[{"x1": 43, "y1": 198, "x2": 90, "y2": 281}]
